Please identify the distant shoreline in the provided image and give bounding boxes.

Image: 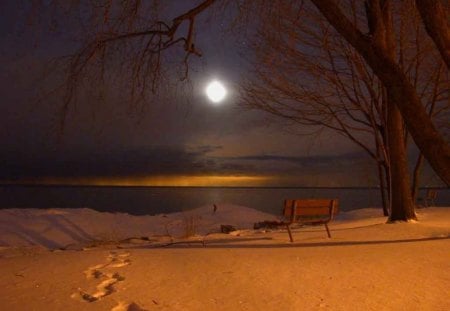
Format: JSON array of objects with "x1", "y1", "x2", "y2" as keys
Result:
[{"x1": 0, "y1": 184, "x2": 447, "y2": 190}]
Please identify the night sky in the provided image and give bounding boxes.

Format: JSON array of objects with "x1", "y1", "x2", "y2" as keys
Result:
[{"x1": 0, "y1": 1, "x2": 439, "y2": 187}]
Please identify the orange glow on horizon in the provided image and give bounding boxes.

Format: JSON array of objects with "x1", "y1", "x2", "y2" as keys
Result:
[{"x1": 4, "y1": 175, "x2": 273, "y2": 187}]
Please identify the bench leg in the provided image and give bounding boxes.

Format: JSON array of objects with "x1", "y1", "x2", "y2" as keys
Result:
[
  {"x1": 324, "y1": 223, "x2": 331, "y2": 238},
  {"x1": 286, "y1": 224, "x2": 294, "y2": 243}
]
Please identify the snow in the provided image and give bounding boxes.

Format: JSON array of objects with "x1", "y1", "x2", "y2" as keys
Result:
[
  {"x1": 0, "y1": 204, "x2": 278, "y2": 250},
  {"x1": 0, "y1": 205, "x2": 449, "y2": 310}
]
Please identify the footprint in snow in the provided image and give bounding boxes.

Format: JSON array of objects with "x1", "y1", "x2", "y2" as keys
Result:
[{"x1": 72, "y1": 251, "x2": 131, "y2": 303}]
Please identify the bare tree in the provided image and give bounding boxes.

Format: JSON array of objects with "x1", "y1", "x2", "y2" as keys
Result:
[
  {"x1": 310, "y1": 0, "x2": 450, "y2": 186},
  {"x1": 376, "y1": 0, "x2": 415, "y2": 221},
  {"x1": 241, "y1": 1, "x2": 392, "y2": 215},
  {"x1": 30, "y1": 0, "x2": 215, "y2": 130},
  {"x1": 240, "y1": 1, "x2": 448, "y2": 220}
]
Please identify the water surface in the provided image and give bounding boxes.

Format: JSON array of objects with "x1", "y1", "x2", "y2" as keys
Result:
[{"x1": 0, "y1": 185, "x2": 448, "y2": 216}]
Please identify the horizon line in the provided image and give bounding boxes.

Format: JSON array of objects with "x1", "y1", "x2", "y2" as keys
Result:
[{"x1": 0, "y1": 183, "x2": 446, "y2": 190}]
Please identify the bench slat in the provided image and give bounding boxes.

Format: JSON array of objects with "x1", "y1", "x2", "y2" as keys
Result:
[
  {"x1": 284, "y1": 207, "x2": 330, "y2": 216},
  {"x1": 285, "y1": 199, "x2": 335, "y2": 208},
  {"x1": 283, "y1": 199, "x2": 338, "y2": 216}
]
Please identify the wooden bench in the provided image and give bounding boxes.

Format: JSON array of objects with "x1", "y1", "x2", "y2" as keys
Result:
[{"x1": 282, "y1": 199, "x2": 338, "y2": 242}]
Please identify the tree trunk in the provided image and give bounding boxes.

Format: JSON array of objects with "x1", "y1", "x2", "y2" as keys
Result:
[
  {"x1": 415, "y1": 0, "x2": 450, "y2": 69},
  {"x1": 310, "y1": 0, "x2": 450, "y2": 186},
  {"x1": 373, "y1": 0, "x2": 415, "y2": 221},
  {"x1": 386, "y1": 91, "x2": 416, "y2": 221}
]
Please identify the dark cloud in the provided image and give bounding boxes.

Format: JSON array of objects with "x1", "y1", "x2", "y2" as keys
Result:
[
  {"x1": 210, "y1": 151, "x2": 373, "y2": 178},
  {"x1": 0, "y1": 143, "x2": 370, "y2": 181},
  {"x1": 0, "y1": 146, "x2": 204, "y2": 179},
  {"x1": 232, "y1": 152, "x2": 366, "y2": 166}
]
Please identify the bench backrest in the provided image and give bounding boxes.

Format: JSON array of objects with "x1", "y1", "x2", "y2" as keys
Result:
[{"x1": 283, "y1": 199, "x2": 338, "y2": 222}]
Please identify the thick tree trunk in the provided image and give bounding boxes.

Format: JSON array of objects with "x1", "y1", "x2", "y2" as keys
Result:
[
  {"x1": 384, "y1": 0, "x2": 415, "y2": 221},
  {"x1": 310, "y1": 0, "x2": 450, "y2": 186},
  {"x1": 386, "y1": 92, "x2": 416, "y2": 221},
  {"x1": 411, "y1": 77, "x2": 438, "y2": 205},
  {"x1": 415, "y1": 0, "x2": 450, "y2": 69},
  {"x1": 381, "y1": 73, "x2": 450, "y2": 186}
]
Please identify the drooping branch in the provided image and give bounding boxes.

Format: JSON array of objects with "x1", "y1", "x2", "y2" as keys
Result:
[
  {"x1": 99, "y1": 0, "x2": 215, "y2": 55},
  {"x1": 415, "y1": 0, "x2": 450, "y2": 69},
  {"x1": 59, "y1": 0, "x2": 216, "y2": 130}
]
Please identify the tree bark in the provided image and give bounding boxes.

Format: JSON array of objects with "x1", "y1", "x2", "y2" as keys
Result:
[
  {"x1": 310, "y1": 0, "x2": 450, "y2": 186},
  {"x1": 382, "y1": 0, "x2": 416, "y2": 221},
  {"x1": 415, "y1": 0, "x2": 450, "y2": 69},
  {"x1": 386, "y1": 91, "x2": 416, "y2": 221}
]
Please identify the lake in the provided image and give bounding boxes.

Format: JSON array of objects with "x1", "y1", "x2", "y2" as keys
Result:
[{"x1": 0, "y1": 185, "x2": 448, "y2": 216}]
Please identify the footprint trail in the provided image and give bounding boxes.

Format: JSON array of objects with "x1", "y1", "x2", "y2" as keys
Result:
[{"x1": 72, "y1": 251, "x2": 131, "y2": 302}]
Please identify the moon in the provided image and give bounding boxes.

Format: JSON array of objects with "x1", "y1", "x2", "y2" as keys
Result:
[{"x1": 205, "y1": 80, "x2": 227, "y2": 103}]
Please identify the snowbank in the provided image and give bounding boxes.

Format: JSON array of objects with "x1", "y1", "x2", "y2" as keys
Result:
[
  {"x1": 0, "y1": 204, "x2": 278, "y2": 249},
  {"x1": 1, "y1": 205, "x2": 448, "y2": 251}
]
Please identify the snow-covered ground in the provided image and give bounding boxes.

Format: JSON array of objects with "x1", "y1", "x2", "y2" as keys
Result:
[
  {"x1": 0, "y1": 204, "x2": 279, "y2": 250},
  {"x1": 0, "y1": 205, "x2": 449, "y2": 310}
]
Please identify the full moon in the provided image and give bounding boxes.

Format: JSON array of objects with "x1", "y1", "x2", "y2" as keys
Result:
[{"x1": 205, "y1": 80, "x2": 227, "y2": 103}]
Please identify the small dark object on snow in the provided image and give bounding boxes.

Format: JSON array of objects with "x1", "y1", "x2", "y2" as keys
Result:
[{"x1": 221, "y1": 224, "x2": 237, "y2": 234}]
